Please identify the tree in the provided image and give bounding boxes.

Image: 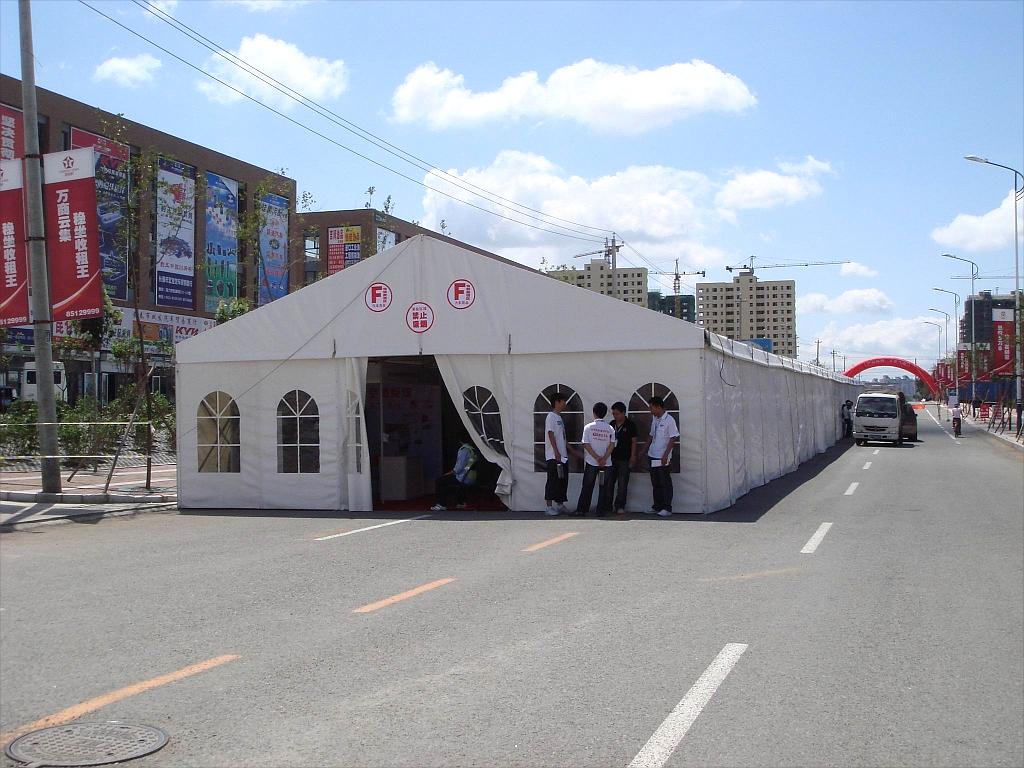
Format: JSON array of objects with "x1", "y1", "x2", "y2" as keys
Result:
[{"x1": 215, "y1": 297, "x2": 253, "y2": 325}]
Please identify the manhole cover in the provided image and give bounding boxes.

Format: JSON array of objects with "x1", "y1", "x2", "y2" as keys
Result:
[{"x1": 4, "y1": 722, "x2": 168, "y2": 767}]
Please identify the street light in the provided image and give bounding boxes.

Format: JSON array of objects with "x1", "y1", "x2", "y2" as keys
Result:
[
  {"x1": 923, "y1": 320, "x2": 944, "y2": 413},
  {"x1": 944, "y1": 253, "x2": 979, "y2": 401},
  {"x1": 965, "y1": 155, "x2": 1023, "y2": 423},
  {"x1": 929, "y1": 307, "x2": 950, "y2": 359}
]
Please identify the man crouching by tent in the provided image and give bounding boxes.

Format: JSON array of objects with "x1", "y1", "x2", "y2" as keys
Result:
[{"x1": 431, "y1": 436, "x2": 478, "y2": 512}]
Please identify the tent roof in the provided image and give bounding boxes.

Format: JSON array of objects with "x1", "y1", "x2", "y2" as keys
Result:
[{"x1": 177, "y1": 235, "x2": 706, "y2": 364}]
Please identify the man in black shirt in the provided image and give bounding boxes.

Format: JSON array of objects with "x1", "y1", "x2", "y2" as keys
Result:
[{"x1": 608, "y1": 401, "x2": 638, "y2": 515}]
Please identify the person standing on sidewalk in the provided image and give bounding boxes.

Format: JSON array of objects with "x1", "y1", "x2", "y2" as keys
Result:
[
  {"x1": 608, "y1": 401, "x2": 638, "y2": 514},
  {"x1": 841, "y1": 400, "x2": 853, "y2": 438},
  {"x1": 574, "y1": 402, "x2": 616, "y2": 517},
  {"x1": 644, "y1": 396, "x2": 679, "y2": 517},
  {"x1": 544, "y1": 393, "x2": 569, "y2": 515}
]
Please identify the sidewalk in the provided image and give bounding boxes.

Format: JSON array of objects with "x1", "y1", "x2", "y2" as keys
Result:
[
  {"x1": 0, "y1": 462, "x2": 178, "y2": 504},
  {"x1": 935, "y1": 404, "x2": 1024, "y2": 451},
  {"x1": 1, "y1": 498, "x2": 177, "y2": 530}
]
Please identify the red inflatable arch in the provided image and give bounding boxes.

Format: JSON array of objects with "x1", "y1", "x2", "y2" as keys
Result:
[{"x1": 843, "y1": 357, "x2": 940, "y2": 396}]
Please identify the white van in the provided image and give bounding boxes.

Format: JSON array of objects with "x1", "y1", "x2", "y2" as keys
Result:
[
  {"x1": 853, "y1": 391, "x2": 902, "y2": 446},
  {"x1": 21, "y1": 362, "x2": 68, "y2": 403}
]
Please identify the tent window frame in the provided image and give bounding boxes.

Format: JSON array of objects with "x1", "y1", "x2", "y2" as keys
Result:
[
  {"x1": 462, "y1": 385, "x2": 506, "y2": 457},
  {"x1": 629, "y1": 382, "x2": 681, "y2": 473},
  {"x1": 197, "y1": 390, "x2": 240, "y2": 473},
  {"x1": 276, "y1": 389, "x2": 320, "y2": 474},
  {"x1": 533, "y1": 383, "x2": 584, "y2": 473}
]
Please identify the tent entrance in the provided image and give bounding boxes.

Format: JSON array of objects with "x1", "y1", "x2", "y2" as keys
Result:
[{"x1": 366, "y1": 356, "x2": 500, "y2": 511}]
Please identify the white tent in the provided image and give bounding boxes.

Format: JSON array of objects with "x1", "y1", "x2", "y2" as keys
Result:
[{"x1": 176, "y1": 235, "x2": 858, "y2": 513}]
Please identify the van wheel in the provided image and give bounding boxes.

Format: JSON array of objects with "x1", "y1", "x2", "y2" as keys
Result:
[
  {"x1": 896, "y1": 437, "x2": 904, "y2": 446},
  {"x1": 855, "y1": 439, "x2": 865, "y2": 446}
]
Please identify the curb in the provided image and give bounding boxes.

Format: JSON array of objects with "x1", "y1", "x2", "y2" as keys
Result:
[
  {"x1": 1, "y1": 490, "x2": 177, "y2": 504},
  {"x1": 1, "y1": 502, "x2": 178, "y2": 532}
]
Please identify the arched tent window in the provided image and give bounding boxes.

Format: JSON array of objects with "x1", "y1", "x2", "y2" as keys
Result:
[
  {"x1": 277, "y1": 390, "x2": 320, "y2": 473},
  {"x1": 197, "y1": 391, "x2": 240, "y2": 473},
  {"x1": 629, "y1": 382, "x2": 681, "y2": 473},
  {"x1": 462, "y1": 386, "x2": 506, "y2": 456},
  {"x1": 533, "y1": 383, "x2": 584, "y2": 473},
  {"x1": 345, "y1": 390, "x2": 363, "y2": 474}
]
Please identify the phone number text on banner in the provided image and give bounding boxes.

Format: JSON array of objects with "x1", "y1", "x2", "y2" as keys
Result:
[{"x1": 155, "y1": 157, "x2": 196, "y2": 309}]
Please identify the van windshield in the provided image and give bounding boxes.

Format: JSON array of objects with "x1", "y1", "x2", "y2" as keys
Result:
[{"x1": 856, "y1": 397, "x2": 898, "y2": 418}]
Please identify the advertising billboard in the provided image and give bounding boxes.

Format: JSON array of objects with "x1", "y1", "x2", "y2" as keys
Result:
[
  {"x1": 0, "y1": 158, "x2": 29, "y2": 327},
  {"x1": 344, "y1": 225, "x2": 361, "y2": 268},
  {"x1": 70, "y1": 127, "x2": 130, "y2": 300},
  {"x1": 115, "y1": 307, "x2": 216, "y2": 354},
  {"x1": 327, "y1": 226, "x2": 345, "y2": 275},
  {"x1": 42, "y1": 148, "x2": 102, "y2": 321},
  {"x1": 0, "y1": 103, "x2": 24, "y2": 161},
  {"x1": 155, "y1": 157, "x2": 196, "y2": 309},
  {"x1": 257, "y1": 192, "x2": 289, "y2": 305},
  {"x1": 204, "y1": 171, "x2": 238, "y2": 312}
]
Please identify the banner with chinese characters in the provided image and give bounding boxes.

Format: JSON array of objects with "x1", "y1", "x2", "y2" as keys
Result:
[
  {"x1": 70, "y1": 127, "x2": 130, "y2": 300},
  {"x1": 992, "y1": 308, "x2": 1015, "y2": 370},
  {"x1": 155, "y1": 157, "x2": 196, "y2": 309},
  {"x1": 0, "y1": 158, "x2": 29, "y2": 327},
  {"x1": 0, "y1": 103, "x2": 24, "y2": 161},
  {"x1": 43, "y1": 148, "x2": 102, "y2": 321},
  {"x1": 327, "y1": 226, "x2": 345, "y2": 275},
  {"x1": 956, "y1": 343, "x2": 969, "y2": 380},
  {"x1": 114, "y1": 307, "x2": 217, "y2": 354},
  {"x1": 257, "y1": 192, "x2": 289, "y2": 305},
  {"x1": 204, "y1": 171, "x2": 238, "y2": 311},
  {"x1": 344, "y1": 225, "x2": 361, "y2": 268}
]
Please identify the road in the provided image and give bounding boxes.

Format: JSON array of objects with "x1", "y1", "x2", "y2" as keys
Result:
[{"x1": 1, "y1": 411, "x2": 1021, "y2": 767}]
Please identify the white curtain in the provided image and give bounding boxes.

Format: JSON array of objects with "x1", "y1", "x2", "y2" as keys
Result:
[
  {"x1": 339, "y1": 356, "x2": 372, "y2": 511},
  {"x1": 435, "y1": 354, "x2": 514, "y2": 506}
]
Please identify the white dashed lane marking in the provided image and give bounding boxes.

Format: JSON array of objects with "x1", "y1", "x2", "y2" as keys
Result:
[
  {"x1": 844, "y1": 482, "x2": 859, "y2": 496},
  {"x1": 862, "y1": 462, "x2": 872, "y2": 470},
  {"x1": 800, "y1": 522, "x2": 833, "y2": 554}
]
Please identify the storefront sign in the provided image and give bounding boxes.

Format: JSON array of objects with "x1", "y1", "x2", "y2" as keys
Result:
[
  {"x1": 204, "y1": 171, "x2": 238, "y2": 311},
  {"x1": 257, "y1": 193, "x2": 289, "y2": 305},
  {"x1": 43, "y1": 148, "x2": 102, "y2": 321},
  {"x1": 115, "y1": 308, "x2": 216, "y2": 353},
  {"x1": 406, "y1": 301, "x2": 434, "y2": 333},
  {"x1": 327, "y1": 226, "x2": 345, "y2": 275},
  {"x1": 0, "y1": 158, "x2": 29, "y2": 327},
  {"x1": 155, "y1": 157, "x2": 196, "y2": 309},
  {"x1": 0, "y1": 103, "x2": 23, "y2": 161},
  {"x1": 70, "y1": 127, "x2": 130, "y2": 300},
  {"x1": 343, "y1": 225, "x2": 361, "y2": 268}
]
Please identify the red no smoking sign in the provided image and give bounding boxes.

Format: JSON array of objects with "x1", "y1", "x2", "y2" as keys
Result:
[
  {"x1": 406, "y1": 301, "x2": 434, "y2": 333},
  {"x1": 447, "y1": 278, "x2": 475, "y2": 309},
  {"x1": 365, "y1": 282, "x2": 392, "y2": 312}
]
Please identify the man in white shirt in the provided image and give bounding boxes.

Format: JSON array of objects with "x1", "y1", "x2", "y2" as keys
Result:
[
  {"x1": 573, "y1": 402, "x2": 617, "y2": 517},
  {"x1": 544, "y1": 393, "x2": 569, "y2": 515},
  {"x1": 644, "y1": 395, "x2": 680, "y2": 517}
]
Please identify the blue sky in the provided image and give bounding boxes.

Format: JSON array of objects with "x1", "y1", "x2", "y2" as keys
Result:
[{"x1": 2, "y1": 0, "x2": 1021, "y2": 372}]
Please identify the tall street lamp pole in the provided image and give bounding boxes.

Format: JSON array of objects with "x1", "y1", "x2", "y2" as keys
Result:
[
  {"x1": 929, "y1": 307, "x2": 950, "y2": 360},
  {"x1": 944, "y1": 254, "x2": 979, "y2": 402},
  {"x1": 934, "y1": 287, "x2": 962, "y2": 392},
  {"x1": 923, "y1": 320, "x2": 944, "y2": 416},
  {"x1": 965, "y1": 155, "x2": 1023, "y2": 422}
]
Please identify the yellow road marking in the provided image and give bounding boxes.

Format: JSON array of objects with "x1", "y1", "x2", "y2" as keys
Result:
[
  {"x1": 353, "y1": 578, "x2": 456, "y2": 614},
  {"x1": 0, "y1": 654, "x2": 239, "y2": 747},
  {"x1": 699, "y1": 566, "x2": 805, "y2": 583},
  {"x1": 522, "y1": 531, "x2": 580, "y2": 552}
]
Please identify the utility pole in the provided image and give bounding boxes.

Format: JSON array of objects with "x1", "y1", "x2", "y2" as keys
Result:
[
  {"x1": 815, "y1": 339, "x2": 822, "y2": 367},
  {"x1": 673, "y1": 258, "x2": 681, "y2": 319},
  {"x1": 19, "y1": 0, "x2": 61, "y2": 493},
  {"x1": 607, "y1": 234, "x2": 621, "y2": 302},
  {"x1": 831, "y1": 349, "x2": 837, "y2": 372}
]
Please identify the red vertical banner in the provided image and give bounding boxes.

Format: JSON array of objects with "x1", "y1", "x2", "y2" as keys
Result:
[
  {"x1": 43, "y1": 148, "x2": 102, "y2": 321},
  {"x1": 956, "y1": 344, "x2": 969, "y2": 380},
  {"x1": 327, "y1": 226, "x2": 345, "y2": 275},
  {"x1": 0, "y1": 103, "x2": 24, "y2": 161},
  {"x1": 0, "y1": 158, "x2": 30, "y2": 326},
  {"x1": 992, "y1": 308, "x2": 1015, "y2": 369}
]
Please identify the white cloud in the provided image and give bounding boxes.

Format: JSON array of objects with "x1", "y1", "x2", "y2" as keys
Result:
[
  {"x1": 197, "y1": 34, "x2": 346, "y2": 110},
  {"x1": 931, "y1": 190, "x2": 1023, "y2": 252},
  {"x1": 840, "y1": 261, "x2": 879, "y2": 278},
  {"x1": 797, "y1": 288, "x2": 893, "y2": 315},
  {"x1": 93, "y1": 54, "x2": 162, "y2": 88},
  {"x1": 817, "y1": 317, "x2": 945, "y2": 361},
  {"x1": 146, "y1": 0, "x2": 178, "y2": 14},
  {"x1": 391, "y1": 58, "x2": 756, "y2": 134},
  {"x1": 223, "y1": 0, "x2": 312, "y2": 10},
  {"x1": 715, "y1": 155, "x2": 832, "y2": 213}
]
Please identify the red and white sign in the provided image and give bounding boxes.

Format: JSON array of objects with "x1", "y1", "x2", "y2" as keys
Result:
[
  {"x1": 993, "y1": 308, "x2": 1015, "y2": 369},
  {"x1": 956, "y1": 343, "x2": 969, "y2": 380},
  {"x1": 327, "y1": 226, "x2": 345, "y2": 275},
  {"x1": 0, "y1": 158, "x2": 29, "y2": 327},
  {"x1": 43, "y1": 148, "x2": 102, "y2": 321},
  {"x1": 447, "y1": 278, "x2": 475, "y2": 309},
  {"x1": 406, "y1": 301, "x2": 434, "y2": 333},
  {"x1": 365, "y1": 282, "x2": 392, "y2": 312},
  {"x1": 0, "y1": 103, "x2": 24, "y2": 161}
]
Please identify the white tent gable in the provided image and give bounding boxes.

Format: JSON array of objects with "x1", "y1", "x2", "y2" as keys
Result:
[{"x1": 177, "y1": 235, "x2": 704, "y2": 364}]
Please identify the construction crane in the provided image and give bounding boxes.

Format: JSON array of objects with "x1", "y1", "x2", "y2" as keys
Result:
[
  {"x1": 725, "y1": 255, "x2": 850, "y2": 273},
  {"x1": 572, "y1": 236, "x2": 624, "y2": 299},
  {"x1": 648, "y1": 259, "x2": 705, "y2": 318}
]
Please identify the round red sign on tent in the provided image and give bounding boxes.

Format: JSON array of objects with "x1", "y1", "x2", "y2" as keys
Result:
[
  {"x1": 406, "y1": 301, "x2": 434, "y2": 333},
  {"x1": 447, "y1": 278, "x2": 476, "y2": 309},
  {"x1": 365, "y1": 282, "x2": 392, "y2": 312}
]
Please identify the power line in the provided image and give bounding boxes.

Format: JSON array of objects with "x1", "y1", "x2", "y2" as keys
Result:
[{"x1": 77, "y1": 0, "x2": 605, "y2": 244}]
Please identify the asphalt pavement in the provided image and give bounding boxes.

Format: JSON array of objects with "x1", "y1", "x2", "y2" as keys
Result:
[{"x1": 1, "y1": 411, "x2": 1021, "y2": 767}]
